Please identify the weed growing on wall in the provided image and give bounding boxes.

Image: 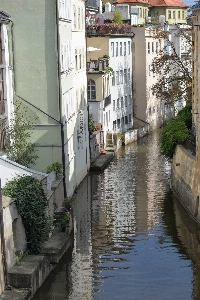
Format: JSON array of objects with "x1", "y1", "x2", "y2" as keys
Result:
[
  {"x1": 2, "y1": 175, "x2": 48, "y2": 254},
  {"x1": 5, "y1": 101, "x2": 38, "y2": 167},
  {"x1": 46, "y1": 162, "x2": 63, "y2": 176}
]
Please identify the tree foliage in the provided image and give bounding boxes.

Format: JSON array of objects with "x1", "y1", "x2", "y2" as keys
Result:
[
  {"x1": 151, "y1": 25, "x2": 192, "y2": 106},
  {"x1": 4, "y1": 101, "x2": 38, "y2": 167},
  {"x1": 2, "y1": 175, "x2": 48, "y2": 254},
  {"x1": 160, "y1": 104, "x2": 192, "y2": 159}
]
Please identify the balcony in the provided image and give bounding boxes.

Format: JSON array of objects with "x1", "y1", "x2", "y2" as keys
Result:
[
  {"x1": 87, "y1": 59, "x2": 109, "y2": 73},
  {"x1": 104, "y1": 94, "x2": 111, "y2": 108},
  {"x1": 86, "y1": 24, "x2": 133, "y2": 36}
]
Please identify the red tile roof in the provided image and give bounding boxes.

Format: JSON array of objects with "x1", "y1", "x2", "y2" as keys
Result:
[
  {"x1": 116, "y1": 0, "x2": 187, "y2": 6},
  {"x1": 149, "y1": 0, "x2": 187, "y2": 7}
]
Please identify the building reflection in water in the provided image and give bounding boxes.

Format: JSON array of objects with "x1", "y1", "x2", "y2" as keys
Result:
[{"x1": 32, "y1": 131, "x2": 200, "y2": 300}]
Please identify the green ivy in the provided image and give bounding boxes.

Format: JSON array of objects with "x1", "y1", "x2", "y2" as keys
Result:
[
  {"x1": 2, "y1": 175, "x2": 48, "y2": 254},
  {"x1": 160, "y1": 118, "x2": 190, "y2": 159},
  {"x1": 46, "y1": 162, "x2": 63, "y2": 176},
  {"x1": 176, "y1": 103, "x2": 192, "y2": 129}
]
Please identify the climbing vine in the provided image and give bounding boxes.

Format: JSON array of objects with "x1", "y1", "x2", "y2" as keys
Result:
[{"x1": 2, "y1": 175, "x2": 48, "y2": 254}]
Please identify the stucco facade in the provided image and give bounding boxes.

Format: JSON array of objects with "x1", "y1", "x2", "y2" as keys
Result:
[
  {"x1": 87, "y1": 33, "x2": 134, "y2": 144},
  {"x1": 0, "y1": 0, "x2": 90, "y2": 197}
]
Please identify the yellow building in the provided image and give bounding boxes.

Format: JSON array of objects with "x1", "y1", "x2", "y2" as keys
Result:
[{"x1": 112, "y1": 0, "x2": 187, "y2": 25}]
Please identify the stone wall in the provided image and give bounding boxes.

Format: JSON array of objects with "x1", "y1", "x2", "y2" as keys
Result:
[
  {"x1": 171, "y1": 145, "x2": 200, "y2": 222},
  {"x1": 90, "y1": 131, "x2": 102, "y2": 162},
  {"x1": 124, "y1": 129, "x2": 137, "y2": 145}
]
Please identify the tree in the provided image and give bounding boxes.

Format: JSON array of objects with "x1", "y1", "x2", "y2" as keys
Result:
[
  {"x1": 4, "y1": 100, "x2": 38, "y2": 167},
  {"x1": 151, "y1": 24, "x2": 192, "y2": 108}
]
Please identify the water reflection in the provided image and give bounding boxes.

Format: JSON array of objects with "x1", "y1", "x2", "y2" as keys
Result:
[{"x1": 33, "y1": 131, "x2": 200, "y2": 300}]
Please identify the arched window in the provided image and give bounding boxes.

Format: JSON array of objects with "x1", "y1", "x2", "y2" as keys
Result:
[{"x1": 88, "y1": 79, "x2": 96, "y2": 100}]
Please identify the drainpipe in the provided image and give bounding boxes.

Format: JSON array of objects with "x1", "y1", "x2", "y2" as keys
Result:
[
  {"x1": 85, "y1": 0, "x2": 91, "y2": 170},
  {"x1": 0, "y1": 179, "x2": 8, "y2": 288},
  {"x1": 10, "y1": 16, "x2": 67, "y2": 198},
  {"x1": 55, "y1": 1, "x2": 67, "y2": 198}
]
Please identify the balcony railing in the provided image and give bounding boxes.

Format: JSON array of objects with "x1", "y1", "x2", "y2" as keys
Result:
[
  {"x1": 87, "y1": 59, "x2": 109, "y2": 72},
  {"x1": 104, "y1": 94, "x2": 111, "y2": 108},
  {"x1": 181, "y1": 138, "x2": 196, "y2": 157}
]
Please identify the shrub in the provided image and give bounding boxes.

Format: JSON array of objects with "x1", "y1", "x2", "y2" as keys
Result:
[
  {"x1": 176, "y1": 103, "x2": 192, "y2": 129},
  {"x1": 160, "y1": 117, "x2": 190, "y2": 159},
  {"x1": 2, "y1": 176, "x2": 48, "y2": 254},
  {"x1": 46, "y1": 162, "x2": 63, "y2": 176}
]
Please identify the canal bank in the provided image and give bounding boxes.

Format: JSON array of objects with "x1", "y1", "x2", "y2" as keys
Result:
[{"x1": 32, "y1": 131, "x2": 200, "y2": 300}]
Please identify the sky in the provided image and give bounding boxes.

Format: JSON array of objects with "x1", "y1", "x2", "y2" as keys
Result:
[{"x1": 184, "y1": 0, "x2": 197, "y2": 6}]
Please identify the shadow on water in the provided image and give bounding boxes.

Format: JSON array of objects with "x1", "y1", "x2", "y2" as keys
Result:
[{"x1": 33, "y1": 130, "x2": 200, "y2": 300}]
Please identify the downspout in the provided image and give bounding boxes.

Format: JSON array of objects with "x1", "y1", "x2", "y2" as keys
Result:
[
  {"x1": 85, "y1": 0, "x2": 91, "y2": 168},
  {"x1": 10, "y1": 16, "x2": 67, "y2": 198},
  {"x1": 55, "y1": 0, "x2": 67, "y2": 198},
  {"x1": 0, "y1": 179, "x2": 8, "y2": 288}
]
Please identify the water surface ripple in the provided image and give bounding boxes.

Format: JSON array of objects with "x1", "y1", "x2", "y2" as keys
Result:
[{"x1": 33, "y1": 131, "x2": 200, "y2": 300}]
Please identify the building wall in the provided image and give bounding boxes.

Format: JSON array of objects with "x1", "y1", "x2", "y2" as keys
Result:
[
  {"x1": 72, "y1": 0, "x2": 90, "y2": 191},
  {"x1": 109, "y1": 35, "x2": 133, "y2": 134},
  {"x1": 132, "y1": 27, "x2": 147, "y2": 122},
  {"x1": 171, "y1": 145, "x2": 200, "y2": 222},
  {"x1": 0, "y1": 0, "x2": 62, "y2": 172}
]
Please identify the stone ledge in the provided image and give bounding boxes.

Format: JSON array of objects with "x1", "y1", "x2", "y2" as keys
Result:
[
  {"x1": 8, "y1": 255, "x2": 54, "y2": 296},
  {"x1": 0, "y1": 288, "x2": 31, "y2": 300}
]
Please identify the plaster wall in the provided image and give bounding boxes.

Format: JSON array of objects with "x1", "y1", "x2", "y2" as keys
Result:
[{"x1": 171, "y1": 145, "x2": 200, "y2": 222}]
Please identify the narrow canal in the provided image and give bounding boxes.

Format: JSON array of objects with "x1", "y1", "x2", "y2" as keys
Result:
[{"x1": 33, "y1": 131, "x2": 200, "y2": 300}]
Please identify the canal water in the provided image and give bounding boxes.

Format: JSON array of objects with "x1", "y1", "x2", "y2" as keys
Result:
[{"x1": 33, "y1": 131, "x2": 200, "y2": 300}]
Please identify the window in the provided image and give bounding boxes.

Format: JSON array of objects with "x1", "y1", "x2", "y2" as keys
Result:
[
  {"x1": 61, "y1": 42, "x2": 67, "y2": 71},
  {"x1": 148, "y1": 107, "x2": 151, "y2": 116},
  {"x1": 75, "y1": 48, "x2": 78, "y2": 71},
  {"x1": 173, "y1": 11, "x2": 175, "y2": 19},
  {"x1": 128, "y1": 68, "x2": 130, "y2": 81},
  {"x1": 88, "y1": 79, "x2": 96, "y2": 100},
  {"x1": 140, "y1": 8, "x2": 142, "y2": 17},
  {"x1": 112, "y1": 71, "x2": 115, "y2": 85},
  {"x1": 117, "y1": 119, "x2": 120, "y2": 128},
  {"x1": 129, "y1": 95, "x2": 131, "y2": 105},
  {"x1": 111, "y1": 42, "x2": 114, "y2": 57},
  {"x1": 81, "y1": 8, "x2": 84, "y2": 30},
  {"x1": 148, "y1": 42, "x2": 150, "y2": 54},
  {"x1": 125, "y1": 116, "x2": 128, "y2": 125},
  {"x1": 59, "y1": 0, "x2": 71, "y2": 20},
  {"x1": 73, "y1": 5, "x2": 76, "y2": 29},
  {"x1": 79, "y1": 49, "x2": 81, "y2": 70},
  {"x1": 129, "y1": 114, "x2": 131, "y2": 123},
  {"x1": 156, "y1": 42, "x2": 158, "y2": 53},
  {"x1": 168, "y1": 10, "x2": 171, "y2": 19},
  {"x1": 125, "y1": 96, "x2": 127, "y2": 107},
  {"x1": 124, "y1": 42, "x2": 126, "y2": 55},
  {"x1": 152, "y1": 42, "x2": 154, "y2": 53},
  {"x1": 116, "y1": 71, "x2": 119, "y2": 84},
  {"x1": 124, "y1": 69, "x2": 127, "y2": 83},
  {"x1": 120, "y1": 42, "x2": 122, "y2": 56},
  {"x1": 78, "y1": 7, "x2": 81, "y2": 30},
  {"x1": 113, "y1": 100, "x2": 115, "y2": 111},
  {"x1": 120, "y1": 70, "x2": 123, "y2": 84},
  {"x1": 182, "y1": 11, "x2": 184, "y2": 20},
  {"x1": 178, "y1": 11, "x2": 180, "y2": 19},
  {"x1": 117, "y1": 98, "x2": 120, "y2": 109},
  {"x1": 121, "y1": 97, "x2": 123, "y2": 108},
  {"x1": 82, "y1": 47, "x2": 85, "y2": 70},
  {"x1": 148, "y1": 65, "x2": 151, "y2": 76},
  {"x1": 128, "y1": 41, "x2": 130, "y2": 55},
  {"x1": 116, "y1": 42, "x2": 118, "y2": 56}
]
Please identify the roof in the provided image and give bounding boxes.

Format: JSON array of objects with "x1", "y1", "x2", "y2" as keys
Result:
[
  {"x1": 116, "y1": 0, "x2": 187, "y2": 7},
  {"x1": 116, "y1": 0, "x2": 150, "y2": 4},
  {"x1": 149, "y1": 0, "x2": 187, "y2": 7}
]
